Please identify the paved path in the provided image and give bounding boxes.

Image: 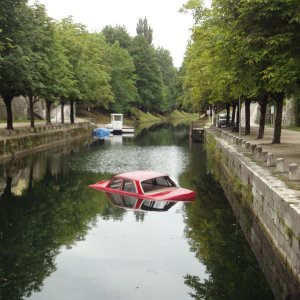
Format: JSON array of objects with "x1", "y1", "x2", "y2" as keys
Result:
[{"x1": 227, "y1": 125, "x2": 300, "y2": 180}]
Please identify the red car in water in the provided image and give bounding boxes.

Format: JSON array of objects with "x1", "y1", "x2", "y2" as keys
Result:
[{"x1": 89, "y1": 170, "x2": 196, "y2": 201}]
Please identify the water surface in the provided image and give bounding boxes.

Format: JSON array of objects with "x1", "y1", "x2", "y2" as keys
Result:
[{"x1": 0, "y1": 123, "x2": 275, "y2": 299}]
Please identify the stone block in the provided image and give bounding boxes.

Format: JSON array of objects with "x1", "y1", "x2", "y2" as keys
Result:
[
  {"x1": 275, "y1": 158, "x2": 285, "y2": 173},
  {"x1": 245, "y1": 142, "x2": 251, "y2": 150},
  {"x1": 267, "y1": 153, "x2": 275, "y2": 167},
  {"x1": 255, "y1": 146, "x2": 262, "y2": 159},
  {"x1": 250, "y1": 144, "x2": 257, "y2": 154},
  {"x1": 288, "y1": 163, "x2": 300, "y2": 181},
  {"x1": 261, "y1": 151, "x2": 268, "y2": 162}
]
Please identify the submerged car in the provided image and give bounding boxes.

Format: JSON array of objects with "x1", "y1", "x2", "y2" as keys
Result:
[{"x1": 89, "y1": 170, "x2": 196, "y2": 201}]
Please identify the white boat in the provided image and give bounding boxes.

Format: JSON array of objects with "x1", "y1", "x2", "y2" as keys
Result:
[{"x1": 105, "y1": 114, "x2": 134, "y2": 134}]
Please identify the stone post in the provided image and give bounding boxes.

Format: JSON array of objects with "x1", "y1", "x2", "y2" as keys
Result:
[
  {"x1": 288, "y1": 163, "x2": 300, "y2": 180},
  {"x1": 250, "y1": 144, "x2": 257, "y2": 154},
  {"x1": 275, "y1": 158, "x2": 285, "y2": 173},
  {"x1": 245, "y1": 142, "x2": 251, "y2": 151},
  {"x1": 267, "y1": 153, "x2": 275, "y2": 167},
  {"x1": 255, "y1": 146, "x2": 262, "y2": 159},
  {"x1": 261, "y1": 151, "x2": 268, "y2": 162}
]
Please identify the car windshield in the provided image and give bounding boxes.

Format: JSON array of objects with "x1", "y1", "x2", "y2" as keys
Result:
[{"x1": 141, "y1": 176, "x2": 176, "y2": 194}]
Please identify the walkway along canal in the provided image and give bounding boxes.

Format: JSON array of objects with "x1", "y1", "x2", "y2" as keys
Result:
[
  {"x1": 0, "y1": 122, "x2": 295, "y2": 299},
  {"x1": 205, "y1": 127, "x2": 300, "y2": 299}
]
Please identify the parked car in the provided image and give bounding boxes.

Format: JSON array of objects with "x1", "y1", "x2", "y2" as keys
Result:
[
  {"x1": 89, "y1": 170, "x2": 196, "y2": 201},
  {"x1": 217, "y1": 113, "x2": 229, "y2": 128}
]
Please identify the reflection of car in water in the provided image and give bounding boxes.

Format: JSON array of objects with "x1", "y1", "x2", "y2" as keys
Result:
[
  {"x1": 89, "y1": 170, "x2": 196, "y2": 201},
  {"x1": 107, "y1": 193, "x2": 177, "y2": 212}
]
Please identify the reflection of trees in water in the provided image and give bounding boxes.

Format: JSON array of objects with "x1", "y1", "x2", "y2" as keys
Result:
[
  {"x1": 181, "y1": 144, "x2": 275, "y2": 300},
  {"x1": 0, "y1": 152, "x2": 125, "y2": 300},
  {"x1": 135, "y1": 123, "x2": 190, "y2": 146}
]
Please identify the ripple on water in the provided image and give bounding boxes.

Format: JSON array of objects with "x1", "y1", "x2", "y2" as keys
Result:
[{"x1": 70, "y1": 145, "x2": 190, "y2": 181}]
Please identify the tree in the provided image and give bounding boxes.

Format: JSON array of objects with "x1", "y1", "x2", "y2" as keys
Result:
[
  {"x1": 0, "y1": 0, "x2": 31, "y2": 129},
  {"x1": 156, "y1": 47, "x2": 178, "y2": 113},
  {"x1": 104, "y1": 41, "x2": 139, "y2": 114},
  {"x1": 136, "y1": 17, "x2": 153, "y2": 44},
  {"x1": 102, "y1": 25, "x2": 132, "y2": 49},
  {"x1": 56, "y1": 18, "x2": 113, "y2": 123},
  {"x1": 130, "y1": 35, "x2": 164, "y2": 112},
  {"x1": 22, "y1": 3, "x2": 54, "y2": 128},
  {"x1": 181, "y1": 0, "x2": 300, "y2": 142}
]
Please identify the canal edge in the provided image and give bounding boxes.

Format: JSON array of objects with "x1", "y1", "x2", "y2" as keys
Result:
[{"x1": 204, "y1": 127, "x2": 300, "y2": 287}]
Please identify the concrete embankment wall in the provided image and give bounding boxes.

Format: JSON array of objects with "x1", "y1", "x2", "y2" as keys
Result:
[
  {"x1": 0, "y1": 123, "x2": 94, "y2": 161},
  {"x1": 206, "y1": 128, "x2": 300, "y2": 286}
]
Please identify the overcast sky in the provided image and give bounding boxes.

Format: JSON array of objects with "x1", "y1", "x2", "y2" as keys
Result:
[{"x1": 29, "y1": 0, "x2": 211, "y2": 67}]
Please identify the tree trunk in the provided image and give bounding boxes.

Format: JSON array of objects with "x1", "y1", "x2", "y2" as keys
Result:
[
  {"x1": 231, "y1": 103, "x2": 236, "y2": 126},
  {"x1": 70, "y1": 100, "x2": 74, "y2": 124},
  {"x1": 257, "y1": 96, "x2": 268, "y2": 139},
  {"x1": 244, "y1": 99, "x2": 251, "y2": 135},
  {"x1": 226, "y1": 103, "x2": 230, "y2": 126},
  {"x1": 3, "y1": 95, "x2": 14, "y2": 130},
  {"x1": 235, "y1": 101, "x2": 240, "y2": 133},
  {"x1": 45, "y1": 100, "x2": 52, "y2": 125},
  {"x1": 61, "y1": 99, "x2": 65, "y2": 124},
  {"x1": 29, "y1": 95, "x2": 35, "y2": 128},
  {"x1": 272, "y1": 93, "x2": 284, "y2": 144}
]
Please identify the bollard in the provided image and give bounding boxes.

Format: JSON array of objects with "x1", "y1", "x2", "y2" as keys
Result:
[
  {"x1": 245, "y1": 142, "x2": 251, "y2": 151},
  {"x1": 250, "y1": 144, "x2": 257, "y2": 154},
  {"x1": 289, "y1": 163, "x2": 300, "y2": 180},
  {"x1": 261, "y1": 151, "x2": 268, "y2": 162},
  {"x1": 254, "y1": 146, "x2": 262, "y2": 159},
  {"x1": 267, "y1": 153, "x2": 275, "y2": 167},
  {"x1": 275, "y1": 158, "x2": 285, "y2": 173},
  {"x1": 242, "y1": 140, "x2": 247, "y2": 148},
  {"x1": 238, "y1": 138, "x2": 243, "y2": 146}
]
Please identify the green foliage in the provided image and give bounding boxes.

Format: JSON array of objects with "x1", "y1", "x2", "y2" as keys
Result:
[
  {"x1": 56, "y1": 18, "x2": 113, "y2": 107},
  {"x1": 102, "y1": 25, "x2": 132, "y2": 49},
  {"x1": 130, "y1": 36, "x2": 165, "y2": 113},
  {"x1": 181, "y1": 0, "x2": 300, "y2": 142},
  {"x1": 156, "y1": 47, "x2": 179, "y2": 113},
  {"x1": 0, "y1": 3, "x2": 179, "y2": 125},
  {"x1": 104, "y1": 41, "x2": 139, "y2": 114},
  {"x1": 136, "y1": 17, "x2": 153, "y2": 44}
]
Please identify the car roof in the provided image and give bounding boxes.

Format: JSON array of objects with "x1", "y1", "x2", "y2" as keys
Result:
[{"x1": 116, "y1": 170, "x2": 168, "y2": 181}]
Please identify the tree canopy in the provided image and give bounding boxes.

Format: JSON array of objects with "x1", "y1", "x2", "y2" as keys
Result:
[
  {"x1": 181, "y1": 0, "x2": 300, "y2": 143},
  {"x1": 0, "y1": 4, "x2": 180, "y2": 128}
]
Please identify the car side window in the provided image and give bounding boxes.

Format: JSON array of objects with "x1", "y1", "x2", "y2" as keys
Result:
[
  {"x1": 122, "y1": 180, "x2": 137, "y2": 193},
  {"x1": 155, "y1": 176, "x2": 175, "y2": 187},
  {"x1": 109, "y1": 178, "x2": 122, "y2": 189}
]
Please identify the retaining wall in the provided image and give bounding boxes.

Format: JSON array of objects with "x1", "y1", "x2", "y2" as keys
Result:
[
  {"x1": 206, "y1": 128, "x2": 300, "y2": 286},
  {"x1": 0, "y1": 123, "x2": 94, "y2": 161}
]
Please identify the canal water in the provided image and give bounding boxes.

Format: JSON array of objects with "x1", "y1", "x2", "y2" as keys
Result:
[{"x1": 0, "y1": 123, "x2": 276, "y2": 300}]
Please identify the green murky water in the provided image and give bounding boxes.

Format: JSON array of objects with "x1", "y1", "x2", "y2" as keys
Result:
[{"x1": 0, "y1": 123, "x2": 276, "y2": 299}]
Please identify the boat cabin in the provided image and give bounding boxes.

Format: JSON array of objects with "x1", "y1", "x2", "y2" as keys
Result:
[{"x1": 111, "y1": 114, "x2": 123, "y2": 131}]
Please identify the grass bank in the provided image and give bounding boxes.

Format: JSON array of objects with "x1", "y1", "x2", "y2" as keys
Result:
[{"x1": 78, "y1": 109, "x2": 199, "y2": 126}]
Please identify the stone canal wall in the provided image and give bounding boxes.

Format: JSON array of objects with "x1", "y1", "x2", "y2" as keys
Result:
[
  {"x1": 0, "y1": 123, "x2": 94, "y2": 161},
  {"x1": 206, "y1": 128, "x2": 300, "y2": 287}
]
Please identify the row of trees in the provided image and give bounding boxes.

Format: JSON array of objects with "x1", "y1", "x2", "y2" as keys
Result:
[
  {"x1": 0, "y1": 1, "x2": 179, "y2": 129},
  {"x1": 180, "y1": 0, "x2": 300, "y2": 143}
]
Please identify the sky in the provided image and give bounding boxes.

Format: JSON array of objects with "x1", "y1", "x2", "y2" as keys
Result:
[{"x1": 28, "y1": 0, "x2": 211, "y2": 67}]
